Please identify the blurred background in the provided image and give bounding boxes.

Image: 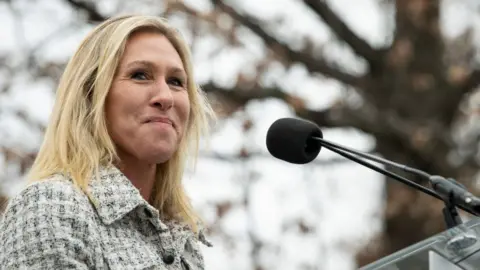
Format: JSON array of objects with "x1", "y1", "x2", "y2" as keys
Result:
[{"x1": 2, "y1": 0, "x2": 480, "y2": 269}]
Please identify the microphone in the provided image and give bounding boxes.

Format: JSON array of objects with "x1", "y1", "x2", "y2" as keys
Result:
[
  {"x1": 266, "y1": 117, "x2": 480, "y2": 225},
  {"x1": 265, "y1": 117, "x2": 323, "y2": 164}
]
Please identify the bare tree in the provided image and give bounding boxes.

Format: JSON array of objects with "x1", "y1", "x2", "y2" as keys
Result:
[
  {"x1": 165, "y1": 0, "x2": 480, "y2": 265},
  {"x1": 2, "y1": 0, "x2": 480, "y2": 268}
]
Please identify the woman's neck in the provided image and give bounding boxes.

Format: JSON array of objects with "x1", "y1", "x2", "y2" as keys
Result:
[{"x1": 115, "y1": 158, "x2": 157, "y2": 202}]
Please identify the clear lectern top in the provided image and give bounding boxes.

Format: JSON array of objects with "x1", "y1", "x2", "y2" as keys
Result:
[{"x1": 361, "y1": 217, "x2": 480, "y2": 270}]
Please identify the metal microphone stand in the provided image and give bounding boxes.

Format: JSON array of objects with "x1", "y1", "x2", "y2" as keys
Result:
[{"x1": 311, "y1": 136, "x2": 473, "y2": 228}]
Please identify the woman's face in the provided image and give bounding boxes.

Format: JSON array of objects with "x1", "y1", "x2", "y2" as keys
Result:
[{"x1": 105, "y1": 31, "x2": 190, "y2": 165}]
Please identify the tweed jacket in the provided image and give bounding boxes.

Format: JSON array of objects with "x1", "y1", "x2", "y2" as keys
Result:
[{"x1": 0, "y1": 166, "x2": 211, "y2": 270}]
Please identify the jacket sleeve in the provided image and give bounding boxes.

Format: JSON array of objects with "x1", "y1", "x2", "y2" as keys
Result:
[{"x1": 0, "y1": 180, "x2": 95, "y2": 270}]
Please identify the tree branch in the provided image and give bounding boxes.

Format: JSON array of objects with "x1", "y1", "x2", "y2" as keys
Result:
[
  {"x1": 202, "y1": 82, "x2": 377, "y2": 131},
  {"x1": 462, "y1": 69, "x2": 480, "y2": 94},
  {"x1": 297, "y1": 104, "x2": 377, "y2": 131},
  {"x1": 202, "y1": 82, "x2": 287, "y2": 104},
  {"x1": 65, "y1": 0, "x2": 362, "y2": 87},
  {"x1": 303, "y1": 0, "x2": 383, "y2": 66},
  {"x1": 211, "y1": 0, "x2": 362, "y2": 87},
  {"x1": 65, "y1": 0, "x2": 106, "y2": 22}
]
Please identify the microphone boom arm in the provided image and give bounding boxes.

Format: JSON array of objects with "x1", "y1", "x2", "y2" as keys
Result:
[
  {"x1": 312, "y1": 136, "x2": 478, "y2": 225},
  {"x1": 313, "y1": 137, "x2": 431, "y2": 179}
]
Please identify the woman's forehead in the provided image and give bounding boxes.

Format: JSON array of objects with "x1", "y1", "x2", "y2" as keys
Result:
[{"x1": 120, "y1": 32, "x2": 185, "y2": 72}]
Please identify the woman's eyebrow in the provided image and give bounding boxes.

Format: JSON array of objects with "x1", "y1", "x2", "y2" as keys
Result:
[
  {"x1": 169, "y1": 67, "x2": 187, "y2": 77},
  {"x1": 125, "y1": 60, "x2": 154, "y2": 69},
  {"x1": 125, "y1": 60, "x2": 186, "y2": 77}
]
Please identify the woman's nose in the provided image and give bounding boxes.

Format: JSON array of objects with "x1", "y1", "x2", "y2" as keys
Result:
[{"x1": 151, "y1": 79, "x2": 174, "y2": 110}]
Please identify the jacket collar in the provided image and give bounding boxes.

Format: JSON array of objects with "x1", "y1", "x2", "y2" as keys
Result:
[
  {"x1": 87, "y1": 165, "x2": 162, "y2": 227},
  {"x1": 84, "y1": 165, "x2": 212, "y2": 247}
]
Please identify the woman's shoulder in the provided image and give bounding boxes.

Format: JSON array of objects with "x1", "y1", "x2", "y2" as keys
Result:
[
  {"x1": 0, "y1": 175, "x2": 98, "y2": 268},
  {"x1": 8, "y1": 174, "x2": 85, "y2": 203},
  {"x1": 1, "y1": 174, "x2": 91, "y2": 225}
]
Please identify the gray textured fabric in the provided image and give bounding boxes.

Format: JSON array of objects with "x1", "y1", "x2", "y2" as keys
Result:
[{"x1": 0, "y1": 165, "x2": 211, "y2": 270}]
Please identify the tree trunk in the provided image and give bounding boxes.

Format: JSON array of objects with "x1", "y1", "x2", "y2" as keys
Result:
[{"x1": 356, "y1": 0, "x2": 479, "y2": 265}]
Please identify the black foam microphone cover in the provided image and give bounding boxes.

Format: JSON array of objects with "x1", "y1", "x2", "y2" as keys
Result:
[{"x1": 266, "y1": 118, "x2": 322, "y2": 164}]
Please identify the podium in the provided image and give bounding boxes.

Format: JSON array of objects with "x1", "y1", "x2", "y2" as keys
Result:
[{"x1": 360, "y1": 217, "x2": 480, "y2": 269}]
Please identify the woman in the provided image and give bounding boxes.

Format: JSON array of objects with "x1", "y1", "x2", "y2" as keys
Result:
[{"x1": 0, "y1": 14, "x2": 215, "y2": 269}]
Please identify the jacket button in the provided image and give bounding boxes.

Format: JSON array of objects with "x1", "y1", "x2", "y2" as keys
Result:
[{"x1": 162, "y1": 251, "x2": 175, "y2": 265}]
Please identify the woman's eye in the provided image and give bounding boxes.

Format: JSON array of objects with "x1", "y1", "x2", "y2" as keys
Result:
[
  {"x1": 131, "y1": 71, "x2": 148, "y2": 80},
  {"x1": 168, "y1": 77, "x2": 185, "y2": 87}
]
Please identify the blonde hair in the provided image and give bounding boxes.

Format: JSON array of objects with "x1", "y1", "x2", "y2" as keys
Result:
[{"x1": 28, "y1": 15, "x2": 215, "y2": 232}]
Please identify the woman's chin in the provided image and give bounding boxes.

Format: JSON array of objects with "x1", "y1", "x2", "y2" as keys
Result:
[{"x1": 145, "y1": 146, "x2": 176, "y2": 164}]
